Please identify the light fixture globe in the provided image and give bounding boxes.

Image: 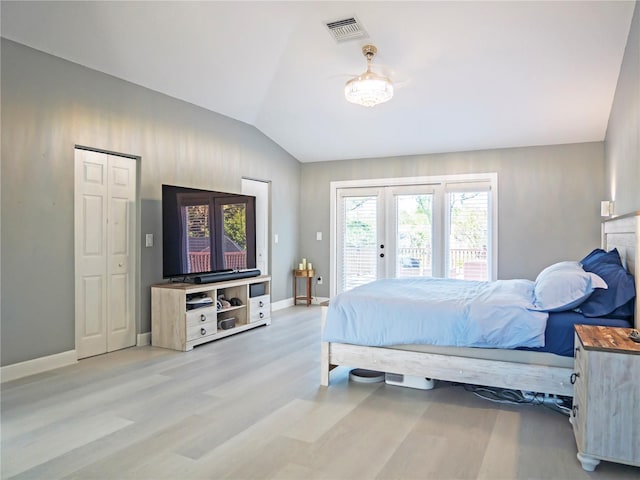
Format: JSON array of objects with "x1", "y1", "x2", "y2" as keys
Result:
[
  {"x1": 345, "y1": 70, "x2": 394, "y2": 107},
  {"x1": 345, "y1": 45, "x2": 394, "y2": 107}
]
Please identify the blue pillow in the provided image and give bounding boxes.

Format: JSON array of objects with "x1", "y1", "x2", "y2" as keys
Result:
[
  {"x1": 579, "y1": 249, "x2": 635, "y2": 317},
  {"x1": 533, "y1": 262, "x2": 604, "y2": 312},
  {"x1": 581, "y1": 248, "x2": 622, "y2": 269},
  {"x1": 580, "y1": 248, "x2": 607, "y2": 266}
]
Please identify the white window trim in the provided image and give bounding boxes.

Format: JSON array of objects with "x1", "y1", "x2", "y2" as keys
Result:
[{"x1": 330, "y1": 173, "x2": 498, "y2": 297}]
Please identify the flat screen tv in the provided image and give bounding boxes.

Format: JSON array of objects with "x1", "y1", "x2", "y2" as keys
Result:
[{"x1": 162, "y1": 184, "x2": 257, "y2": 279}]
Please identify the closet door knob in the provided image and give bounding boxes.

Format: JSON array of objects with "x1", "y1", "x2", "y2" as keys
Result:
[
  {"x1": 570, "y1": 373, "x2": 580, "y2": 385},
  {"x1": 200, "y1": 314, "x2": 206, "y2": 322},
  {"x1": 200, "y1": 328, "x2": 207, "y2": 336},
  {"x1": 259, "y1": 312, "x2": 264, "y2": 319}
]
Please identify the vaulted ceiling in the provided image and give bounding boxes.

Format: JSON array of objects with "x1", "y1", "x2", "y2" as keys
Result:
[{"x1": 1, "y1": 1, "x2": 635, "y2": 162}]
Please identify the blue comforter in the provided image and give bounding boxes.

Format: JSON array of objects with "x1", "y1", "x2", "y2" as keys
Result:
[{"x1": 323, "y1": 277, "x2": 548, "y2": 349}]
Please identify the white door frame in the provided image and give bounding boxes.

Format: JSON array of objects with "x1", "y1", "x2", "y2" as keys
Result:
[{"x1": 242, "y1": 178, "x2": 270, "y2": 275}]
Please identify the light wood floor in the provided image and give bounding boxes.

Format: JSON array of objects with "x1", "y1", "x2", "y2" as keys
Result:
[{"x1": 1, "y1": 306, "x2": 638, "y2": 480}]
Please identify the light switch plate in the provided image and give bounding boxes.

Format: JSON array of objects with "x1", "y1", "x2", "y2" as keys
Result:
[{"x1": 145, "y1": 234, "x2": 153, "y2": 247}]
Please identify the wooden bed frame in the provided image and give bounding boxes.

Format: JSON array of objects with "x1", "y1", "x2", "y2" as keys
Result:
[{"x1": 321, "y1": 212, "x2": 640, "y2": 396}]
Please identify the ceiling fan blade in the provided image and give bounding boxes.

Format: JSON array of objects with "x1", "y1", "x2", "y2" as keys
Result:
[
  {"x1": 393, "y1": 78, "x2": 412, "y2": 88},
  {"x1": 326, "y1": 73, "x2": 359, "y2": 80}
]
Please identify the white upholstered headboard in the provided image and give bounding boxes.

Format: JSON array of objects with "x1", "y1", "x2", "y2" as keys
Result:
[{"x1": 602, "y1": 211, "x2": 640, "y2": 329}]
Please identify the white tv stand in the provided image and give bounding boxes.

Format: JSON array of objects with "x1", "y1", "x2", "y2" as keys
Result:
[{"x1": 151, "y1": 275, "x2": 271, "y2": 351}]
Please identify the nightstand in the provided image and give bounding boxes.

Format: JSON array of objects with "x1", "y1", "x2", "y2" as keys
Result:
[{"x1": 571, "y1": 325, "x2": 640, "y2": 471}]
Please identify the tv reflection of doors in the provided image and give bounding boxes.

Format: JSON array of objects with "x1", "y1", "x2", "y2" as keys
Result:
[{"x1": 193, "y1": 269, "x2": 261, "y2": 284}]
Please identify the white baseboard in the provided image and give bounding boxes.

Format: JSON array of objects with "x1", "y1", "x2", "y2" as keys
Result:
[
  {"x1": 271, "y1": 296, "x2": 329, "y2": 311},
  {"x1": 137, "y1": 332, "x2": 151, "y2": 346},
  {"x1": 1, "y1": 350, "x2": 78, "y2": 383},
  {"x1": 272, "y1": 297, "x2": 294, "y2": 311}
]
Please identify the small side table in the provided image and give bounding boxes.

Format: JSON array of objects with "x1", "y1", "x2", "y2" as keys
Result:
[
  {"x1": 571, "y1": 325, "x2": 640, "y2": 471},
  {"x1": 293, "y1": 269, "x2": 315, "y2": 306}
]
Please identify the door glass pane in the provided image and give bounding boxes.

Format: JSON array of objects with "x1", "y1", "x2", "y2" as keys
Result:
[
  {"x1": 447, "y1": 192, "x2": 488, "y2": 280},
  {"x1": 395, "y1": 194, "x2": 433, "y2": 277},
  {"x1": 342, "y1": 196, "x2": 377, "y2": 292}
]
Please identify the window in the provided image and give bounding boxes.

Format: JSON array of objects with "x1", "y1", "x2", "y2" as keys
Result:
[
  {"x1": 331, "y1": 174, "x2": 497, "y2": 295},
  {"x1": 446, "y1": 187, "x2": 490, "y2": 280}
]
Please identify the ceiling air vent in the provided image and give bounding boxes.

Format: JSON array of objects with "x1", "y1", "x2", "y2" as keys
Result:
[{"x1": 325, "y1": 16, "x2": 368, "y2": 43}]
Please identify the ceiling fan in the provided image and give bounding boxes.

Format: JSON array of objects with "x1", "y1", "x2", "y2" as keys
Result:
[{"x1": 344, "y1": 44, "x2": 395, "y2": 107}]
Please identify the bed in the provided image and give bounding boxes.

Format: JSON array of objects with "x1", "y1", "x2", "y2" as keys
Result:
[{"x1": 320, "y1": 212, "x2": 639, "y2": 396}]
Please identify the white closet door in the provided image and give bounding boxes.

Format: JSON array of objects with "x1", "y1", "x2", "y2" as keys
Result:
[
  {"x1": 75, "y1": 149, "x2": 136, "y2": 358},
  {"x1": 105, "y1": 155, "x2": 136, "y2": 351},
  {"x1": 75, "y1": 150, "x2": 108, "y2": 358}
]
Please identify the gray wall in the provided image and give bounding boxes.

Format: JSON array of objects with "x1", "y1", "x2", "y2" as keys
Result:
[
  {"x1": 5, "y1": 1, "x2": 639, "y2": 368},
  {"x1": 1, "y1": 39, "x2": 301, "y2": 366},
  {"x1": 605, "y1": 0, "x2": 639, "y2": 213},
  {"x1": 300, "y1": 142, "x2": 606, "y2": 297}
]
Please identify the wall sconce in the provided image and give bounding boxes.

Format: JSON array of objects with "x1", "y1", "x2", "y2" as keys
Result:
[{"x1": 600, "y1": 201, "x2": 614, "y2": 217}]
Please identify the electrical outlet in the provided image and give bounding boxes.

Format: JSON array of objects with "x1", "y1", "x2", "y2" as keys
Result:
[{"x1": 317, "y1": 276, "x2": 323, "y2": 285}]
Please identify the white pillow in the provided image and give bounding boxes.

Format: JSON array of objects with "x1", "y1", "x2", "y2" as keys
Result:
[{"x1": 533, "y1": 261, "x2": 607, "y2": 312}]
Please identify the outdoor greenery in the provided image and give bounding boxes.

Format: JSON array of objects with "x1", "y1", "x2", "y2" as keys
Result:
[
  {"x1": 345, "y1": 198, "x2": 376, "y2": 247},
  {"x1": 448, "y1": 192, "x2": 488, "y2": 249},
  {"x1": 397, "y1": 194, "x2": 432, "y2": 250}
]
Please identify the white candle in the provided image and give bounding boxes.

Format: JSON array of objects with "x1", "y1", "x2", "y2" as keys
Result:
[
  {"x1": 302, "y1": 258, "x2": 307, "y2": 269},
  {"x1": 298, "y1": 263, "x2": 304, "y2": 270},
  {"x1": 308, "y1": 263, "x2": 313, "y2": 270}
]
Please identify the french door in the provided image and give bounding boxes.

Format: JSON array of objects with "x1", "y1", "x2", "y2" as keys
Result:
[
  {"x1": 336, "y1": 185, "x2": 440, "y2": 294},
  {"x1": 336, "y1": 188, "x2": 383, "y2": 293},
  {"x1": 334, "y1": 175, "x2": 495, "y2": 295}
]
